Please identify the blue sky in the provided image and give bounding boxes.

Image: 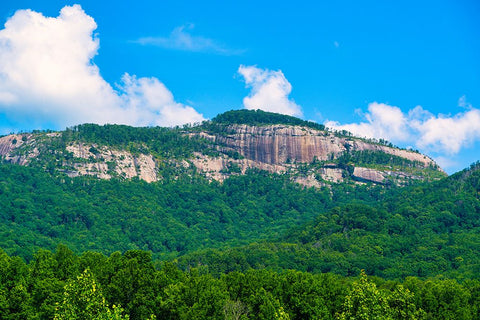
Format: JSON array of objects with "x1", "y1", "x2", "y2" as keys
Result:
[{"x1": 0, "y1": 0, "x2": 478, "y2": 173}]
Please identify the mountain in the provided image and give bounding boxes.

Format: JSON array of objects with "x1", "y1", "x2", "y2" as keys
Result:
[
  {"x1": 0, "y1": 109, "x2": 445, "y2": 186},
  {"x1": 0, "y1": 110, "x2": 478, "y2": 319},
  {"x1": 0, "y1": 109, "x2": 449, "y2": 261}
]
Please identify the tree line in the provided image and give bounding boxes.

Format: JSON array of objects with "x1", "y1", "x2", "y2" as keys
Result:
[{"x1": 1, "y1": 246, "x2": 478, "y2": 319}]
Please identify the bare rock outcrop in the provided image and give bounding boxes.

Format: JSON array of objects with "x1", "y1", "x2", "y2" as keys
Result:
[
  {"x1": 0, "y1": 122, "x2": 445, "y2": 187},
  {"x1": 0, "y1": 134, "x2": 39, "y2": 165},
  {"x1": 350, "y1": 140, "x2": 437, "y2": 168},
  {"x1": 188, "y1": 123, "x2": 444, "y2": 186},
  {"x1": 211, "y1": 124, "x2": 344, "y2": 164},
  {"x1": 352, "y1": 167, "x2": 386, "y2": 184},
  {"x1": 206, "y1": 124, "x2": 437, "y2": 168},
  {"x1": 190, "y1": 152, "x2": 288, "y2": 182},
  {"x1": 66, "y1": 143, "x2": 157, "y2": 182},
  {"x1": 318, "y1": 167, "x2": 344, "y2": 183},
  {"x1": 0, "y1": 135, "x2": 19, "y2": 156}
]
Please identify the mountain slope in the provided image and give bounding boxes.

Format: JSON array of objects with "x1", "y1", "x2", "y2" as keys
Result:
[
  {"x1": 0, "y1": 110, "x2": 477, "y2": 280},
  {"x1": 177, "y1": 162, "x2": 480, "y2": 279},
  {"x1": 0, "y1": 164, "x2": 340, "y2": 260},
  {"x1": 0, "y1": 109, "x2": 446, "y2": 186}
]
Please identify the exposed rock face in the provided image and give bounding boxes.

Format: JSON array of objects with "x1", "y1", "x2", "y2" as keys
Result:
[
  {"x1": 0, "y1": 123, "x2": 445, "y2": 186},
  {"x1": 208, "y1": 124, "x2": 437, "y2": 167},
  {"x1": 353, "y1": 167, "x2": 386, "y2": 184},
  {"x1": 0, "y1": 134, "x2": 40, "y2": 165},
  {"x1": 190, "y1": 152, "x2": 288, "y2": 182},
  {"x1": 318, "y1": 167, "x2": 344, "y2": 183},
  {"x1": 350, "y1": 140, "x2": 435, "y2": 166},
  {"x1": 189, "y1": 124, "x2": 443, "y2": 186},
  {"x1": 0, "y1": 135, "x2": 18, "y2": 155},
  {"x1": 211, "y1": 125, "x2": 343, "y2": 164},
  {"x1": 65, "y1": 143, "x2": 158, "y2": 182}
]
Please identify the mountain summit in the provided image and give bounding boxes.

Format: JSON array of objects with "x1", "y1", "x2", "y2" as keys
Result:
[{"x1": 0, "y1": 109, "x2": 445, "y2": 186}]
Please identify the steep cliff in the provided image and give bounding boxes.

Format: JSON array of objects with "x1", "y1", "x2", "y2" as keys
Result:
[
  {"x1": 191, "y1": 120, "x2": 443, "y2": 185},
  {"x1": 0, "y1": 110, "x2": 446, "y2": 186},
  {"x1": 204, "y1": 123, "x2": 435, "y2": 166}
]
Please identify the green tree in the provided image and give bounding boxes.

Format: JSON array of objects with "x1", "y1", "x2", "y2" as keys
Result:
[
  {"x1": 387, "y1": 285, "x2": 425, "y2": 320},
  {"x1": 274, "y1": 306, "x2": 290, "y2": 320},
  {"x1": 337, "y1": 270, "x2": 391, "y2": 320},
  {"x1": 223, "y1": 300, "x2": 249, "y2": 320},
  {"x1": 54, "y1": 269, "x2": 129, "y2": 320}
]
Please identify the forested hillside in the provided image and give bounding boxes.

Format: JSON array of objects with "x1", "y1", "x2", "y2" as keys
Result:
[
  {"x1": 0, "y1": 159, "x2": 479, "y2": 279},
  {"x1": 179, "y1": 162, "x2": 480, "y2": 279},
  {"x1": 0, "y1": 111, "x2": 478, "y2": 319},
  {"x1": 0, "y1": 163, "x2": 381, "y2": 261}
]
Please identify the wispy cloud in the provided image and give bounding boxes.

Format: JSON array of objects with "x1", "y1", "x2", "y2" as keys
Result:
[
  {"x1": 136, "y1": 24, "x2": 244, "y2": 56},
  {"x1": 238, "y1": 65, "x2": 303, "y2": 117},
  {"x1": 0, "y1": 5, "x2": 204, "y2": 130},
  {"x1": 458, "y1": 95, "x2": 471, "y2": 109}
]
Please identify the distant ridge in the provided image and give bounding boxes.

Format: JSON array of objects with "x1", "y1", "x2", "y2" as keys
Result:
[{"x1": 0, "y1": 109, "x2": 446, "y2": 186}]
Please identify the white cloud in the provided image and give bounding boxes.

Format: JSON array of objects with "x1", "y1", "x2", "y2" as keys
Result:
[
  {"x1": 325, "y1": 102, "x2": 410, "y2": 142},
  {"x1": 118, "y1": 74, "x2": 204, "y2": 127},
  {"x1": 325, "y1": 100, "x2": 480, "y2": 156},
  {"x1": 0, "y1": 5, "x2": 204, "y2": 129},
  {"x1": 136, "y1": 24, "x2": 243, "y2": 56},
  {"x1": 411, "y1": 107, "x2": 480, "y2": 154},
  {"x1": 238, "y1": 65, "x2": 303, "y2": 117}
]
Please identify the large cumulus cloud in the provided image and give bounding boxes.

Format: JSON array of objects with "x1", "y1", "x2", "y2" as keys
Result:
[
  {"x1": 325, "y1": 99, "x2": 480, "y2": 170},
  {"x1": 0, "y1": 5, "x2": 204, "y2": 129}
]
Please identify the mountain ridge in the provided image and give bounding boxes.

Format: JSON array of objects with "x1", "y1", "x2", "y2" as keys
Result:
[{"x1": 0, "y1": 109, "x2": 446, "y2": 186}]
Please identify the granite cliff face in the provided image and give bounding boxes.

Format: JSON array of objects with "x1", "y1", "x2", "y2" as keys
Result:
[
  {"x1": 190, "y1": 123, "x2": 442, "y2": 185},
  {"x1": 212, "y1": 125, "x2": 343, "y2": 164},
  {"x1": 0, "y1": 115, "x2": 446, "y2": 186},
  {"x1": 205, "y1": 124, "x2": 435, "y2": 166}
]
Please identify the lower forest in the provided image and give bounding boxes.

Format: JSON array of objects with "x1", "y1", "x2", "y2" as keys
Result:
[{"x1": 1, "y1": 161, "x2": 480, "y2": 319}]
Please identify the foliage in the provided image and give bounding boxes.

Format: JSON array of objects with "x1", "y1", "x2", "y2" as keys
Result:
[
  {"x1": 336, "y1": 150, "x2": 444, "y2": 180},
  {"x1": 337, "y1": 270, "x2": 391, "y2": 319},
  {"x1": 0, "y1": 248, "x2": 478, "y2": 319},
  {"x1": 179, "y1": 164, "x2": 480, "y2": 279},
  {"x1": 337, "y1": 150, "x2": 422, "y2": 168},
  {"x1": 209, "y1": 109, "x2": 325, "y2": 131},
  {"x1": 337, "y1": 270, "x2": 424, "y2": 320},
  {"x1": 63, "y1": 123, "x2": 216, "y2": 158},
  {"x1": 1, "y1": 161, "x2": 479, "y2": 280},
  {"x1": 0, "y1": 164, "x2": 333, "y2": 261},
  {"x1": 54, "y1": 269, "x2": 129, "y2": 320},
  {"x1": 1, "y1": 111, "x2": 478, "y2": 318}
]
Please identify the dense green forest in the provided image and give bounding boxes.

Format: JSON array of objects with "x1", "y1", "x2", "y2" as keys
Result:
[
  {"x1": 1, "y1": 113, "x2": 479, "y2": 318},
  {"x1": 1, "y1": 246, "x2": 479, "y2": 319},
  {"x1": 62, "y1": 124, "x2": 217, "y2": 158},
  {"x1": 1, "y1": 162, "x2": 479, "y2": 277},
  {"x1": 179, "y1": 163, "x2": 480, "y2": 280},
  {"x1": 0, "y1": 164, "x2": 337, "y2": 260}
]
